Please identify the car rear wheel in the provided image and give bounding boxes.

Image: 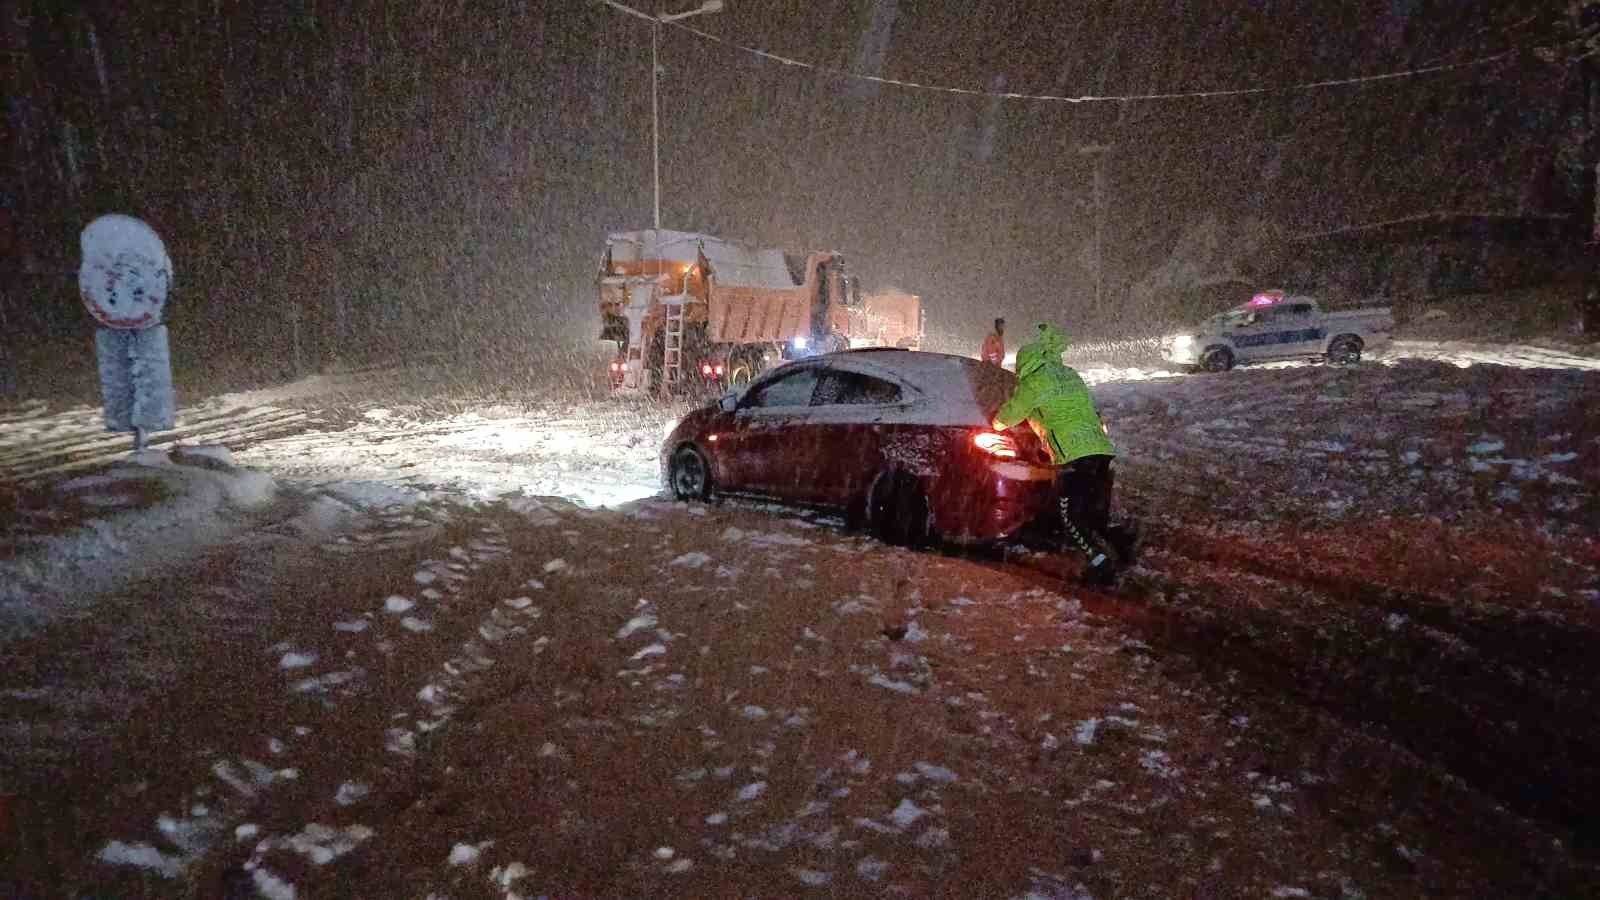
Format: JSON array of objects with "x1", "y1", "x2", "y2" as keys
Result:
[
  {"x1": 1327, "y1": 335, "x2": 1363, "y2": 365},
  {"x1": 670, "y1": 445, "x2": 713, "y2": 502},
  {"x1": 869, "y1": 472, "x2": 931, "y2": 547},
  {"x1": 1200, "y1": 346, "x2": 1234, "y2": 372}
]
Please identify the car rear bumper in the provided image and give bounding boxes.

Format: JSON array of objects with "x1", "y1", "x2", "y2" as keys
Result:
[{"x1": 932, "y1": 460, "x2": 1059, "y2": 544}]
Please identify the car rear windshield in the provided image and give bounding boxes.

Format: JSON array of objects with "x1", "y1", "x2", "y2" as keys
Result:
[{"x1": 966, "y1": 361, "x2": 1017, "y2": 418}]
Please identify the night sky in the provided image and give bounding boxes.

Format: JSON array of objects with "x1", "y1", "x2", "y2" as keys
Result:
[{"x1": 0, "y1": 1, "x2": 1580, "y2": 380}]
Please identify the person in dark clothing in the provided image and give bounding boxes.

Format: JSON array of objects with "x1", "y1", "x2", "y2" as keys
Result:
[{"x1": 1059, "y1": 454, "x2": 1115, "y2": 554}]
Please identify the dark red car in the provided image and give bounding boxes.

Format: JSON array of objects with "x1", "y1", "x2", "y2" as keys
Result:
[{"x1": 660, "y1": 350, "x2": 1065, "y2": 545}]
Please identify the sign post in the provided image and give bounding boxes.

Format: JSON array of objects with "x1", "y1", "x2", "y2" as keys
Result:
[{"x1": 78, "y1": 214, "x2": 176, "y2": 452}]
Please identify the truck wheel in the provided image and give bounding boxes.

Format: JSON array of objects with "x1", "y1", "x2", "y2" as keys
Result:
[
  {"x1": 669, "y1": 445, "x2": 714, "y2": 502},
  {"x1": 1327, "y1": 335, "x2": 1363, "y2": 365},
  {"x1": 869, "y1": 472, "x2": 931, "y2": 548},
  {"x1": 1200, "y1": 346, "x2": 1235, "y2": 372}
]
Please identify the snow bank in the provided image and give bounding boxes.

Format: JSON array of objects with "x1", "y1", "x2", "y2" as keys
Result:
[
  {"x1": 0, "y1": 453, "x2": 279, "y2": 642},
  {"x1": 1090, "y1": 352, "x2": 1599, "y2": 527},
  {"x1": 1379, "y1": 340, "x2": 1600, "y2": 371}
]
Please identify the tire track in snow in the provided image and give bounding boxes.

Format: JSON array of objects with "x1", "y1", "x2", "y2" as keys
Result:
[
  {"x1": 2, "y1": 404, "x2": 289, "y2": 461},
  {"x1": 1120, "y1": 519, "x2": 1600, "y2": 851},
  {"x1": 1, "y1": 494, "x2": 458, "y2": 894},
  {"x1": 2, "y1": 407, "x2": 313, "y2": 483}
]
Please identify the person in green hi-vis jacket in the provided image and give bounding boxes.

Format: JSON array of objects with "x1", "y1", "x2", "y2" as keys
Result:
[{"x1": 992, "y1": 322, "x2": 1130, "y2": 585}]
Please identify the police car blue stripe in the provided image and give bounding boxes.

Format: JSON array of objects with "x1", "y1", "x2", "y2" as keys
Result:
[{"x1": 1233, "y1": 328, "x2": 1324, "y2": 348}]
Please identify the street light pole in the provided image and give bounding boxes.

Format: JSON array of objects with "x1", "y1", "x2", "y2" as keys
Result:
[
  {"x1": 1078, "y1": 143, "x2": 1112, "y2": 314},
  {"x1": 599, "y1": 0, "x2": 725, "y2": 231},
  {"x1": 652, "y1": 18, "x2": 661, "y2": 229}
]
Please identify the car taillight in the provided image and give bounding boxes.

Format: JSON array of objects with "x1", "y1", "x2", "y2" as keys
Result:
[
  {"x1": 610, "y1": 361, "x2": 621, "y2": 372},
  {"x1": 972, "y1": 430, "x2": 1018, "y2": 459},
  {"x1": 701, "y1": 364, "x2": 713, "y2": 376},
  {"x1": 714, "y1": 364, "x2": 724, "y2": 376}
]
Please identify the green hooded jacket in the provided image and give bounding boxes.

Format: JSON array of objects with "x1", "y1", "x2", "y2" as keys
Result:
[{"x1": 993, "y1": 323, "x2": 1115, "y2": 465}]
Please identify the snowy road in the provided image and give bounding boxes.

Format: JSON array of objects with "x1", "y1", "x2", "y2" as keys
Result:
[
  {"x1": 4, "y1": 339, "x2": 1597, "y2": 498},
  {"x1": 10, "y1": 490, "x2": 1596, "y2": 897},
  {"x1": 3, "y1": 344, "x2": 1599, "y2": 896},
  {"x1": 228, "y1": 400, "x2": 686, "y2": 509}
]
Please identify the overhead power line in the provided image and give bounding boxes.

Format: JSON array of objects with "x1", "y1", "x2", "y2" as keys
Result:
[{"x1": 597, "y1": 2, "x2": 1527, "y2": 103}]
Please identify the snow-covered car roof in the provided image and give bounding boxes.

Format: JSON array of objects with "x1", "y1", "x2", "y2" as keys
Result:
[
  {"x1": 752, "y1": 350, "x2": 1015, "y2": 427},
  {"x1": 1219, "y1": 290, "x2": 1318, "y2": 315}
]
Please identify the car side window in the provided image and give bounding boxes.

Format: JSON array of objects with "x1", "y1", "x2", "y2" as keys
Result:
[
  {"x1": 812, "y1": 370, "x2": 902, "y2": 406},
  {"x1": 743, "y1": 368, "x2": 821, "y2": 409}
]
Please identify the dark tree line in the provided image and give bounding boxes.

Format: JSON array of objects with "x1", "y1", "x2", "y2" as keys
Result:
[{"x1": 0, "y1": 1, "x2": 1582, "y2": 398}]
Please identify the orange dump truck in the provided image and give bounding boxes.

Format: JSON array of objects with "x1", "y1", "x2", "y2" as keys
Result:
[{"x1": 597, "y1": 229, "x2": 922, "y2": 393}]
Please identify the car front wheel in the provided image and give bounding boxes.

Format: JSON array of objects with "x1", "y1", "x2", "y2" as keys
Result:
[
  {"x1": 670, "y1": 445, "x2": 713, "y2": 502},
  {"x1": 1200, "y1": 346, "x2": 1235, "y2": 372}
]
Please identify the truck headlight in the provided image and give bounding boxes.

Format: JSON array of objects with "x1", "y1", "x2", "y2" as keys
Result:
[{"x1": 1171, "y1": 335, "x2": 1194, "y2": 351}]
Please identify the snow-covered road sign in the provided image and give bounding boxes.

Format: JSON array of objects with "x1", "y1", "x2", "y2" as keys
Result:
[
  {"x1": 78, "y1": 214, "x2": 172, "y2": 330},
  {"x1": 79, "y1": 214, "x2": 177, "y2": 441}
]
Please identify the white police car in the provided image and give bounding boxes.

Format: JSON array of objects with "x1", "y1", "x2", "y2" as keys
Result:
[{"x1": 1164, "y1": 290, "x2": 1394, "y2": 372}]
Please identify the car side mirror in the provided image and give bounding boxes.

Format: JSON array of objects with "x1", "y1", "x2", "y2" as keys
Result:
[{"x1": 719, "y1": 394, "x2": 738, "y2": 413}]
